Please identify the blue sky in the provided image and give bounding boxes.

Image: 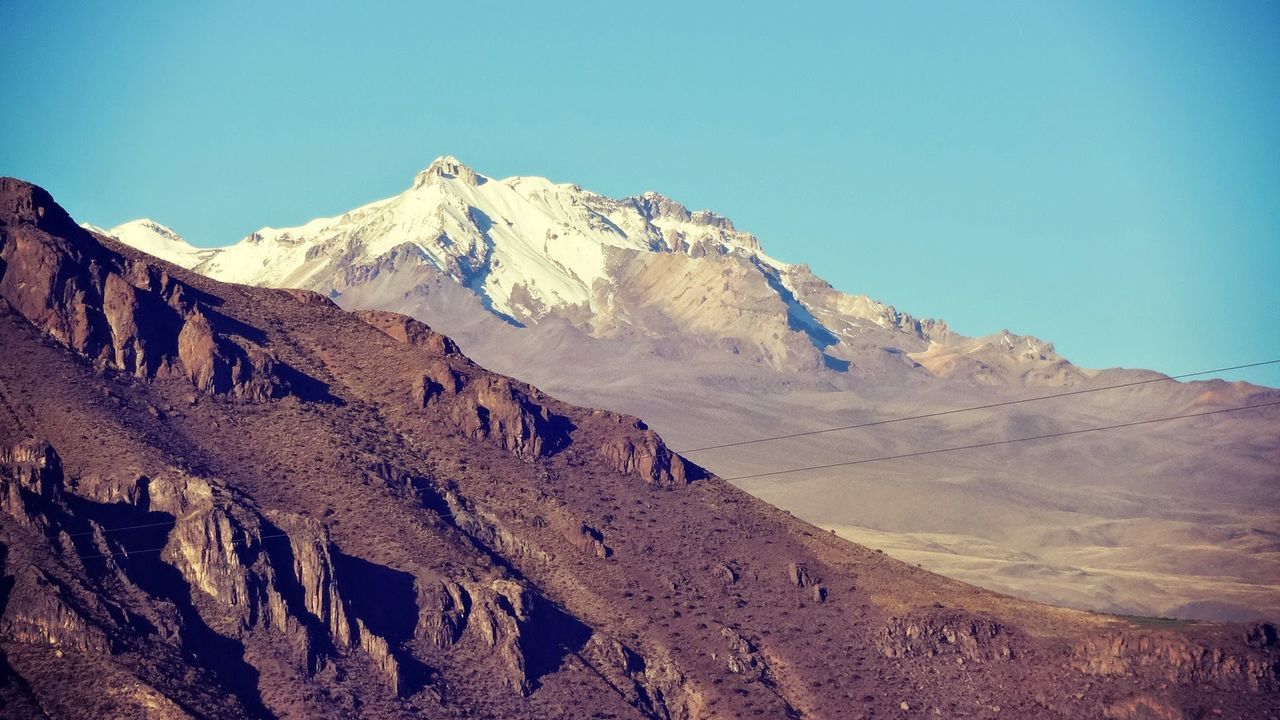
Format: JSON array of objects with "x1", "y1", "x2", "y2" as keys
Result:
[{"x1": 2, "y1": 1, "x2": 1278, "y2": 386}]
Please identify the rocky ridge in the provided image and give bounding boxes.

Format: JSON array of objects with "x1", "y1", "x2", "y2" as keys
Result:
[{"x1": 3, "y1": 177, "x2": 1277, "y2": 718}]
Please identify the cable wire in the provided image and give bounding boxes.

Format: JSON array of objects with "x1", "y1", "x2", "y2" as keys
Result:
[
  {"x1": 48, "y1": 363, "x2": 1280, "y2": 553},
  {"x1": 721, "y1": 400, "x2": 1280, "y2": 482},
  {"x1": 675, "y1": 359, "x2": 1280, "y2": 454},
  {"x1": 75, "y1": 531, "x2": 292, "y2": 562},
  {"x1": 72, "y1": 513, "x2": 461, "y2": 561}
]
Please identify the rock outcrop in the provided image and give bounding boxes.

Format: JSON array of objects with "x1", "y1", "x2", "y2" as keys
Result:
[
  {"x1": 414, "y1": 358, "x2": 466, "y2": 406},
  {"x1": 0, "y1": 439, "x2": 62, "y2": 524},
  {"x1": 177, "y1": 309, "x2": 289, "y2": 401},
  {"x1": 598, "y1": 419, "x2": 689, "y2": 486},
  {"x1": 582, "y1": 635, "x2": 707, "y2": 720},
  {"x1": 786, "y1": 561, "x2": 812, "y2": 588},
  {"x1": 468, "y1": 579, "x2": 533, "y2": 695},
  {"x1": 0, "y1": 441, "x2": 116, "y2": 658},
  {"x1": 880, "y1": 609, "x2": 1015, "y2": 662},
  {"x1": 715, "y1": 625, "x2": 769, "y2": 680},
  {"x1": 1072, "y1": 629, "x2": 1280, "y2": 692},
  {"x1": 355, "y1": 309, "x2": 459, "y2": 356},
  {"x1": 0, "y1": 179, "x2": 301, "y2": 403},
  {"x1": 449, "y1": 376, "x2": 568, "y2": 459}
]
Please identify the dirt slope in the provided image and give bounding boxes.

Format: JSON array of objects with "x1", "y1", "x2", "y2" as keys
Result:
[{"x1": 1, "y1": 177, "x2": 1276, "y2": 718}]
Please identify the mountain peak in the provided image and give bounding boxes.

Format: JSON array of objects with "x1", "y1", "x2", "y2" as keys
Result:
[
  {"x1": 112, "y1": 218, "x2": 182, "y2": 241},
  {"x1": 630, "y1": 191, "x2": 738, "y2": 232},
  {"x1": 414, "y1": 155, "x2": 482, "y2": 188},
  {"x1": 100, "y1": 217, "x2": 214, "y2": 267}
]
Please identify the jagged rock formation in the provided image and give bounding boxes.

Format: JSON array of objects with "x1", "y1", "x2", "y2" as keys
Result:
[
  {"x1": 1071, "y1": 627, "x2": 1280, "y2": 692},
  {"x1": 598, "y1": 419, "x2": 690, "y2": 486},
  {"x1": 355, "y1": 309, "x2": 460, "y2": 356},
  {"x1": 879, "y1": 610, "x2": 1014, "y2": 662},
  {"x1": 3, "y1": 178, "x2": 1277, "y2": 718},
  {"x1": 0, "y1": 179, "x2": 302, "y2": 404}
]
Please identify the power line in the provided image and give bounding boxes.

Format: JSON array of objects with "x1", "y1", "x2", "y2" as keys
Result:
[
  {"x1": 66, "y1": 399, "x2": 1276, "y2": 557},
  {"x1": 49, "y1": 363, "x2": 1280, "y2": 552},
  {"x1": 75, "y1": 532, "x2": 292, "y2": 561},
  {"x1": 66, "y1": 519, "x2": 182, "y2": 538},
  {"x1": 72, "y1": 513, "x2": 461, "y2": 562},
  {"x1": 675, "y1": 359, "x2": 1280, "y2": 454},
  {"x1": 720, "y1": 400, "x2": 1280, "y2": 482}
]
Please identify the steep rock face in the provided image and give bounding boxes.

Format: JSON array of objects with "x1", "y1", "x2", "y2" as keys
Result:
[
  {"x1": 408, "y1": 357, "x2": 570, "y2": 459},
  {"x1": 1, "y1": 562, "x2": 115, "y2": 660},
  {"x1": 284, "y1": 519, "x2": 355, "y2": 650},
  {"x1": 0, "y1": 441, "x2": 116, "y2": 658},
  {"x1": 879, "y1": 610, "x2": 1015, "y2": 662},
  {"x1": 0, "y1": 437, "x2": 614, "y2": 714},
  {"x1": 0, "y1": 436, "x2": 408, "y2": 705},
  {"x1": 582, "y1": 636, "x2": 707, "y2": 720},
  {"x1": 598, "y1": 418, "x2": 689, "y2": 486},
  {"x1": 355, "y1": 309, "x2": 460, "y2": 356},
  {"x1": 414, "y1": 358, "x2": 466, "y2": 406},
  {"x1": 145, "y1": 475, "x2": 415, "y2": 692},
  {"x1": 101, "y1": 272, "x2": 160, "y2": 376},
  {"x1": 176, "y1": 309, "x2": 288, "y2": 401},
  {"x1": 452, "y1": 376, "x2": 565, "y2": 458},
  {"x1": 417, "y1": 578, "x2": 472, "y2": 648},
  {"x1": 0, "y1": 179, "x2": 298, "y2": 403},
  {"x1": 0, "y1": 439, "x2": 62, "y2": 524},
  {"x1": 468, "y1": 579, "x2": 534, "y2": 695},
  {"x1": 1071, "y1": 628, "x2": 1280, "y2": 692},
  {"x1": 0, "y1": 181, "x2": 116, "y2": 364}
]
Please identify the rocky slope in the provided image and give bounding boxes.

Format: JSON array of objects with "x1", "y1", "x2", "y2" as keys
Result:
[
  {"x1": 5, "y1": 178, "x2": 1279, "y2": 717},
  {"x1": 100, "y1": 159, "x2": 1280, "y2": 623}
]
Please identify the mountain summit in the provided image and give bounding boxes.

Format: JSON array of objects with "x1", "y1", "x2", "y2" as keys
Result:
[
  {"x1": 100, "y1": 162, "x2": 1280, "y2": 624},
  {"x1": 95, "y1": 218, "x2": 215, "y2": 268},
  {"x1": 4, "y1": 176, "x2": 1278, "y2": 718},
  {"x1": 101, "y1": 157, "x2": 1068, "y2": 382}
]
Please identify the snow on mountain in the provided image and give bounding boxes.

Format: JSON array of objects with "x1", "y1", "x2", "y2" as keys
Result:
[
  {"x1": 107, "y1": 155, "x2": 1074, "y2": 381},
  {"x1": 94, "y1": 158, "x2": 1280, "y2": 623},
  {"x1": 94, "y1": 219, "x2": 217, "y2": 268},
  {"x1": 186, "y1": 156, "x2": 778, "y2": 319}
]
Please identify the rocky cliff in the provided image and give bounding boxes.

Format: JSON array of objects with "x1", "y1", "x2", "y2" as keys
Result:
[{"x1": 2, "y1": 177, "x2": 1276, "y2": 718}]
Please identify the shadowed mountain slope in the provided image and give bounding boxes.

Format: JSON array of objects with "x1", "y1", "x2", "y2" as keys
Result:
[
  {"x1": 3, "y1": 176, "x2": 1277, "y2": 718},
  {"x1": 103, "y1": 158, "x2": 1280, "y2": 622}
]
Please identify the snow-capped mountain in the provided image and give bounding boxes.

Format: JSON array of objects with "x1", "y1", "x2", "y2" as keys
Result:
[
  {"x1": 101, "y1": 156, "x2": 1280, "y2": 623},
  {"x1": 195, "y1": 156, "x2": 774, "y2": 316},
  {"x1": 105, "y1": 156, "x2": 1078, "y2": 383},
  {"x1": 91, "y1": 218, "x2": 217, "y2": 268}
]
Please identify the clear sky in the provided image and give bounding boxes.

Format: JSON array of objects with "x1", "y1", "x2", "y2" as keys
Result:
[{"x1": 2, "y1": 1, "x2": 1278, "y2": 386}]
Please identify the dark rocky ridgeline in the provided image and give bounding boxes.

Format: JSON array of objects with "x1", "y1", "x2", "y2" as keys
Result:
[
  {"x1": 0, "y1": 178, "x2": 309, "y2": 404},
  {"x1": 0, "y1": 176, "x2": 1276, "y2": 718}
]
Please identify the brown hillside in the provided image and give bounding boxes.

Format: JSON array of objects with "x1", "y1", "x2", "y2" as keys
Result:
[{"x1": 0, "y1": 177, "x2": 1276, "y2": 719}]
